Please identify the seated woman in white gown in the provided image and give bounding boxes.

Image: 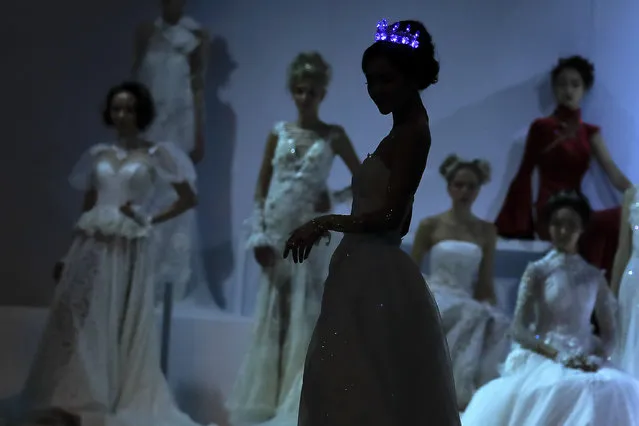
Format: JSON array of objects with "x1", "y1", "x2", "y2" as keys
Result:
[
  {"x1": 411, "y1": 154, "x2": 510, "y2": 409},
  {"x1": 463, "y1": 190, "x2": 639, "y2": 426},
  {"x1": 12, "y1": 82, "x2": 217, "y2": 426},
  {"x1": 284, "y1": 19, "x2": 460, "y2": 426}
]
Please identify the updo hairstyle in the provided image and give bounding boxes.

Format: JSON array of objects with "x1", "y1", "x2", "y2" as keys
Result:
[
  {"x1": 439, "y1": 154, "x2": 491, "y2": 185},
  {"x1": 287, "y1": 51, "x2": 332, "y2": 92},
  {"x1": 550, "y1": 55, "x2": 595, "y2": 91}
]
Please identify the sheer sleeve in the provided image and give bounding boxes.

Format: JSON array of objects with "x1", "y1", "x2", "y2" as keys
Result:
[
  {"x1": 494, "y1": 121, "x2": 543, "y2": 238},
  {"x1": 592, "y1": 271, "x2": 618, "y2": 357},
  {"x1": 151, "y1": 142, "x2": 197, "y2": 190},
  {"x1": 511, "y1": 262, "x2": 541, "y2": 347},
  {"x1": 68, "y1": 144, "x2": 109, "y2": 191}
]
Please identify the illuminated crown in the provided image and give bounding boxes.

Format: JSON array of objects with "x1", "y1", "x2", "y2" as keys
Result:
[{"x1": 374, "y1": 19, "x2": 420, "y2": 49}]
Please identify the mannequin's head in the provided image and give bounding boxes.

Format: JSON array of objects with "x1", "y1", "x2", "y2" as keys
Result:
[
  {"x1": 362, "y1": 20, "x2": 438, "y2": 115},
  {"x1": 543, "y1": 191, "x2": 592, "y2": 253},
  {"x1": 550, "y1": 56, "x2": 594, "y2": 110},
  {"x1": 287, "y1": 52, "x2": 331, "y2": 119},
  {"x1": 161, "y1": 0, "x2": 185, "y2": 24},
  {"x1": 439, "y1": 154, "x2": 491, "y2": 208},
  {"x1": 102, "y1": 82, "x2": 155, "y2": 136}
]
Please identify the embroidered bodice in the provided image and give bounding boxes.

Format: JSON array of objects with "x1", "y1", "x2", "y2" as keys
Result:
[
  {"x1": 513, "y1": 250, "x2": 617, "y2": 357},
  {"x1": 262, "y1": 122, "x2": 337, "y2": 243},
  {"x1": 68, "y1": 142, "x2": 195, "y2": 239},
  {"x1": 428, "y1": 240, "x2": 483, "y2": 295}
]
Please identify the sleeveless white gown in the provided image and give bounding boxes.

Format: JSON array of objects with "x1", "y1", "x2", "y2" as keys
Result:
[
  {"x1": 136, "y1": 16, "x2": 209, "y2": 302},
  {"x1": 298, "y1": 155, "x2": 460, "y2": 425},
  {"x1": 615, "y1": 186, "x2": 639, "y2": 378},
  {"x1": 463, "y1": 250, "x2": 639, "y2": 426},
  {"x1": 427, "y1": 240, "x2": 510, "y2": 407},
  {"x1": 12, "y1": 143, "x2": 213, "y2": 425},
  {"x1": 227, "y1": 123, "x2": 340, "y2": 425}
]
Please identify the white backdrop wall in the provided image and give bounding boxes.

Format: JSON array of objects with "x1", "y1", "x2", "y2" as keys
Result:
[{"x1": 1, "y1": 0, "x2": 638, "y2": 307}]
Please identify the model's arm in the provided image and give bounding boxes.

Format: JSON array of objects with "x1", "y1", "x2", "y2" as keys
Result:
[
  {"x1": 315, "y1": 127, "x2": 430, "y2": 234},
  {"x1": 593, "y1": 275, "x2": 618, "y2": 358},
  {"x1": 131, "y1": 22, "x2": 153, "y2": 77},
  {"x1": 512, "y1": 264, "x2": 558, "y2": 359},
  {"x1": 590, "y1": 131, "x2": 632, "y2": 192},
  {"x1": 611, "y1": 187, "x2": 635, "y2": 295},
  {"x1": 149, "y1": 182, "x2": 197, "y2": 224},
  {"x1": 188, "y1": 29, "x2": 210, "y2": 164},
  {"x1": 82, "y1": 189, "x2": 97, "y2": 212},
  {"x1": 247, "y1": 132, "x2": 279, "y2": 248},
  {"x1": 474, "y1": 224, "x2": 497, "y2": 304},
  {"x1": 410, "y1": 217, "x2": 435, "y2": 265},
  {"x1": 494, "y1": 121, "x2": 543, "y2": 238}
]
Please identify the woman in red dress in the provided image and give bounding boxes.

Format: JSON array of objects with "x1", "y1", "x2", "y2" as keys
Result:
[{"x1": 495, "y1": 56, "x2": 631, "y2": 279}]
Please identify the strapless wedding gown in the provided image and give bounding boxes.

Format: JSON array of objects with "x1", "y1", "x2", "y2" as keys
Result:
[
  {"x1": 298, "y1": 155, "x2": 460, "y2": 426},
  {"x1": 427, "y1": 240, "x2": 510, "y2": 407}
]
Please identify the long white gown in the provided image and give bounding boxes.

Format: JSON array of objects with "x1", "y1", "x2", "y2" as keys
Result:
[
  {"x1": 16, "y1": 142, "x2": 213, "y2": 426},
  {"x1": 298, "y1": 155, "x2": 460, "y2": 426},
  {"x1": 136, "y1": 16, "x2": 209, "y2": 302},
  {"x1": 462, "y1": 250, "x2": 639, "y2": 426},
  {"x1": 227, "y1": 123, "x2": 341, "y2": 425},
  {"x1": 615, "y1": 186, "x2": 639, "y2": 378},
  {"x1": 427, "y1": 240, "x2": 511, "y2": 407}
]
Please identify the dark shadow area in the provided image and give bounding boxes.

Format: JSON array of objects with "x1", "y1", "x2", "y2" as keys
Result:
[
  {"x1": 428, "y1": 73, "x2": 547, "y2": 220},
  {"x1": 197, "y1": 37, "x2": 238, "y2": 309}
]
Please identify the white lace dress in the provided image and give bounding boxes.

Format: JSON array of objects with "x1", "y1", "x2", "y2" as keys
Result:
[
  {"x1": 16, "y1": 143, "x2": 213, "y2": 426},
  {"x1": 615, "y1": 186, "x2": 639, "y2": 378},
  {"x1": 227, "y1": 123, "x2": 341, "y2": 424},
  {"x1": 462, "y1": 250, "x2": 639, "y2": 426},
  {"x1": 135, "y1": 16, "x2": 208, "y2": 302},
  {"x1": 298, "y1": 155, "x2": 460, "y2": 426},
  {"x1": 427, "y1": 240, "x2": 510, "y2": 407}
]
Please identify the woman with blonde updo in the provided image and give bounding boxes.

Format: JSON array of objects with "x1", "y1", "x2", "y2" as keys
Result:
[
  {"x1": 411, "y1": 154, "x2": 511, "y2": 410},
  {"x1": 227, "y1": 52, "x2": 360, "y2": 424}
]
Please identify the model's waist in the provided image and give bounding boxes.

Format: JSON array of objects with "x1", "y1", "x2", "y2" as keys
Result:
[{"x1": 76, "y1": 206, "x2": 151, "y2": 239}]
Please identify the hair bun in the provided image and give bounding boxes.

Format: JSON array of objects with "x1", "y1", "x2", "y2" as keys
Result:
[
  {"x1": 439, "y1": 154, "x2": 460, "y2": 178},
  {"x1": 471, "y1": 159, "x2": 491, "y2": 184}
]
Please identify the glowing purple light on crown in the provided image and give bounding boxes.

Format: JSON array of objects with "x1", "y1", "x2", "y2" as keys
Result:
[{"x1": 374, "y1": 19, "x2": 420, "y2": 49}]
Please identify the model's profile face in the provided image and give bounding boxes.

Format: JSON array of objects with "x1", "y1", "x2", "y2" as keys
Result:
[
  {"x1": 553, "y1": 68, "x2": 585, "y2": 110},
  {"x1": 110, "y1": 91, "x2": 138, "y2": 134},
  {"x1": 365, "y1": 55, "x2": 411, "y2": 115},
  {"x1": 447, "y1": 167, "x2": 480, "y2": 206},
  {"x1": 548, "y1": 206, "x2": 583, "y2": 252},
  {"x1": 291, "y1": 79, "x2": 324, "y2": 115}
]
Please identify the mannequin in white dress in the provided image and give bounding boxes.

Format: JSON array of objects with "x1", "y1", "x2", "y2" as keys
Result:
[
  {"x1": 611, "y1": 185, "x2": 639, "y2": 377},
  {"x1": 463, "y1": 190, "x2": 639, "y2": 426},
  {"x1": 411, "y1": 154, "x2": 510, "y2": 409},
  {"x1": 132, "y1": 0, "x2": 210, "y2": 302},
  {"x1": 226, "y1": 52, "x2": 360, "y2": 425},
  {"x1": 285, "y1": 20, "x2": 460, "y2": 425},
  {"x1": 16, "y1": 82, "x2": 217, "y2": 426}
]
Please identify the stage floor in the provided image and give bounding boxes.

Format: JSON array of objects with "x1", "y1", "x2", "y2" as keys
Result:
[{"x1": 0, "y1": 302, "x2": 252, "y2": 425}]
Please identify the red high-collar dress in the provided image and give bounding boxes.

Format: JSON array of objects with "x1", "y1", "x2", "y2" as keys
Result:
[{"x1": 495, "y1": 105, "x2": 620, "y2": 280}]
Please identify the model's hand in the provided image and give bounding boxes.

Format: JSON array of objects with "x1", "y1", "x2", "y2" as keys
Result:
[
  {"x1": 254, "y1": 246, "x2": 276, "y2": 268},
  {"x1": 283, "y1": 220, "x2": 329, "y2": 263},
  {"x1": 314, "y1": 191, "x2": 332, "y2": 213},
  {"x1": 561, "y1": 354, "x2": 599, "y2": 372},
  {"x1": 120, "y1": 201, "x2": 149, "y2": 225}
]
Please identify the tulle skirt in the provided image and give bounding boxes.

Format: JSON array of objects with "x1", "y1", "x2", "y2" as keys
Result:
[
  {"x1": 462, "y1": 347, "x2": 639, "y2": 426},
  {"x1": 13, "y1": 232, "x2": 210, "y2": 426},
  {"x1": 615, "y1": 255, "x2": 639, "y2": 378},
  {"x1": 431, "y1": 283, "x2": 511, "y2": 407},
  {"x1": 298, "y1": 234, "x2": 460, "y2": 426}
]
